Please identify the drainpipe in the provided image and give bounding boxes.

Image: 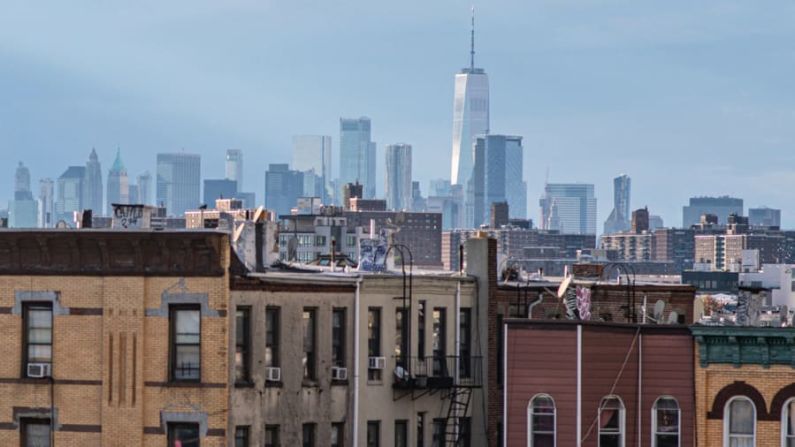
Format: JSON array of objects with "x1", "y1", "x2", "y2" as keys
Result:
[
  {"x1": 454, "y1": 279, "x2": 461, "y2": 440},
  {"x1": 352, "y1": 276, "x2": 363, "y2": 447},
  {"x1": 526, "y1": 287, "x2": 544, "y2": 319},
  {"x1": 637, "y1": 332, "x2": 643, "y2": 447}
]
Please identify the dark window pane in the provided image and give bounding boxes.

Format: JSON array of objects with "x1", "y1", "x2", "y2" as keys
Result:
[
  {"x1": 168, "y1": 423, "x2": 200, "y2": 447},
  {"x1": 23, "y1": 419, "x2": 51, "y2": 447}
]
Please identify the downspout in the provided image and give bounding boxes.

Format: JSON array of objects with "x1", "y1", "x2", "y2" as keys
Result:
[
  {"x1": 352, "y1": 276, "x2": 363, "y2": 447},
  {"x1": 454, "y1": 279, "x2": 461, "y2": 440},
  {"x1": 637, "y1": 332, "x2": 642, "y2": 447},
  {"x1": 526, "y1": 287, "x2": 544, "y2": 319},
  {"x1": 576, "y1": 324, "x2": 582, "y2": 447}
]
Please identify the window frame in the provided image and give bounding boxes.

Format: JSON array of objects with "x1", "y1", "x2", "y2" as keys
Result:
[
  {"x1": 302, "y1": 422, "x2": 316, "y2": 447},
  {"x1": 395, "y1": 419, "x2": 408, "y2": 447},
  {"x1": 331, "y1": 422, "x2": 345, "y2": 447},
  {"x1": 234, "y1": 425, "x2": 249, "y2": 447},
  {"x1": 22, "y1": 302, "x2": 53, "y2": 378},
  {"x1": 651, "y1": 396, "x2": 680, "y2": 447},
  {"x1": 782, "y1": 398, "x2": 795, "y2": 447},
  {"x1": 234, "y1": 306, "x2": 251, "y2": 384},
  {"x1": 264, "y1": 424, "x2": 280, "y2": 447},
  {"x1": 598, "y1": 395, "x2": 625, "y2": 447},
  {"x1": 528, "y1": 394, "x2": 556, "y2": 447},
  {"x1": 169, "y1": 304, "x2": 201, "y2": 382},
  {"x1": 167, "y1": 422, "x2": 200, "y2": 447},
  {"x1": 367, "y1": 420, "x2": 381, "y2": 447},
  {"x1": 302, "y1": 308, "x2": 317, "y2": 381},
  {"x1": 265, "y1": 307, "x2": 280, "y2": 368},
  {"x1": 367, "y1": 307, "x2": 382, "y2": 381},
  {"x1": 332, "y1": 308, "x2": 346, "y2": 368},
  {"x1": 724, "y1": 396, "x2": 756, "y2": 447},
  {"x1": 20, "y1": 417, "x2": 52, "y2": 447}
]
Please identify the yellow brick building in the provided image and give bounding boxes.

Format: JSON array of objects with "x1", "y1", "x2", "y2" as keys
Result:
[{"x1": 0, "y1": 230, "x2": 230, "y2": 446}]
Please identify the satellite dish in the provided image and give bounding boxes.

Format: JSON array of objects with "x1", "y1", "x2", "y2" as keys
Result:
[
  {"x1": 557, "y1": 275, "x2": 573, "y2": 299},
  {"x1": 653, "y1": 300, "x2": 665, "y2": 323},
  {"x1": 667, "y1": 311, "x2": 679, "y2": 325}
]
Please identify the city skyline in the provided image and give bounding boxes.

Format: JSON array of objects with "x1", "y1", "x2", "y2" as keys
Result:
[{"x1": 2, "y1": 1, "x2": 795, "y2": 227}]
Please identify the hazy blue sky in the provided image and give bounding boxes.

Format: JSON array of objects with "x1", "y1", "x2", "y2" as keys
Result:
[{"x1": 2, "y1": 1, "x2": 795, "y2": 227}]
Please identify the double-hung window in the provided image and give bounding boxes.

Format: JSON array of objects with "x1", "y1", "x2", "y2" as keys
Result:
[
  {"x1": 24, "y1": 303, "x2": 53, "y2": 377},
  {"x1": 598, "y1": 396, "x2": 625, "y2": 447},
  {"x1": 783, "y1": 399, "x2": 795, "y2": 447},
  {"x1": 234, "y1": 307, "x2": 251, "y2": 383},
  {"x1": 528, "y1": 394, "x2": 555, "y2": 446},
  {"x1": 170, "y1": 306, "x2": 200, "y2": 381},
  {"x1": 725, "y1": 397, "x2": 755, "y2": 447},
  {"x1": 652, "y1": 397, "x2": 680, "y2": 447}
]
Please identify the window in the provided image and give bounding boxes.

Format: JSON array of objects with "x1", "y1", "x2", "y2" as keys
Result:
[
  {"x1": 368, "y1": 308, "x2": 382, "y2": 381},
  {"x1": 417, "y1": 412, "x2": 425, "y2": 447},
  {"x1": 418, "y1": 301, "x2": 426, "y2": 358},
  {"x1": 395, "y1": 420, "x2": 408, "y2": 447},
  {"x1": 235, "y1": 307, "x2": 251, "y2": 383},
  {"x1": 332, "y1": 309, "x2": 346, "y2": 367},
  {"x1": 652, "y1": 397, "x2": 679, "y2": 447},
  {"x1": 598, "y1": 396, "x2": 625, "y2": 447},
  {"x1": 497, "y1": 313, "x2": 504, "y2": 385},
  {"x1": 725, "y1": 397, "x2": 755, "y2": 447},
  {"x1": 234, "y1": 426, "x2": 249, "y2": 447},
  {"x1": 21, "y1": 418, "x2": 51, "y2": 447},
  {"x1": 168, "y1": 422, "x2": 200, "y2": 447},
  {"x1": 395, "y1": 308, "x2": 408, "y2": 368},
  {"x1": 264, "y1": 425, "x2": 279, "y2": 447},
  {"x1": 459, "y1": 308, "x2": 471, "y2": 378},
  {"x1": 23, "y1": 303, "x2": 53, "y2": 377},
  {"x1": 432, "y1": 308, "x2": 447, "y2": 376},
  {"x1": 303, "y1": 309, "x2": 316, "y2": 380},
  {"x1": 302, "y1": 423, "x2": 316, "y2": 447},
  {"x1": 528, "y1": 394, "x2": 555, "y2": 447},
  {"x1": 265, "y1": 307, "x2": 280, "y2": 367},
  {"x1": 432, "y1": 419, "x2": 446, "y2": 447},
  {"x1": 783, "y1": 399, "x2": 795, "y2": 446},
  {"x1": 331, "y1": 422, "x2": 344, "y2": 447},
  {"x1": 170, "y1": 306, "x2": 201, "y2": 381},
  {"x1": 459, "y1": 417, "x2": 471, "y2": 447},
  {"x1": 367, "y1": 421, "x2": 380, "y2": 447}
]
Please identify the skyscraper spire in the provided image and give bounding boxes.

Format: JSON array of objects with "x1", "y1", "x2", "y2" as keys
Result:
[{"x1": 470, "y1": 6, "x2": 476, "y2": 70}]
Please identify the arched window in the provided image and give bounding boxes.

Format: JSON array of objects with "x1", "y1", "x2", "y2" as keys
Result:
[
  {"x1": 652, "y1": 397, "x2": 680, "y2": 447},
  {"x1": 782, "y1": 398, "x2": 795, "y2": 446},
  {"x1": 725, "y1": 396, "x2": 755, "y2": 447},
  {"x1": 528, "y1": 394, "x2": 555, "y2": 447},
  {"x1": 599, "y1": 396, "x2": 625, "y2": 447}
]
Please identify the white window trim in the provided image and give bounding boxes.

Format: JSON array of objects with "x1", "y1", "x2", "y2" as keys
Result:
[
  {"x1": 651, "y1": 396, "x2": 681, "y2": 447},
  {"x1": 724, "y1": 396, "x2": 756, "y2": 447},
  {"x1": 598, "y1": 395, "x2": 625, "y2": 447},
  {"x1": 527, "y1": 393, "x2": 556, "y2": 447},
  {"x1": 781, "y1": 397, "x2": 795, "y2": 447}
]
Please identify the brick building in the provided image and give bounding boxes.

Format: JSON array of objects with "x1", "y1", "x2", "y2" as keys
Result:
[
  {"x1": 691, "y1": 325, "x2": 795, "y2": 446},
  {"x1": 0, "y1": 230, "x2": 230, "y2": 446}
]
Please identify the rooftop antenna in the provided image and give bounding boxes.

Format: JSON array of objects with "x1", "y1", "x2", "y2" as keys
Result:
[{"x1": 470, "y1": 6, "x2": 476, "y2": 71}]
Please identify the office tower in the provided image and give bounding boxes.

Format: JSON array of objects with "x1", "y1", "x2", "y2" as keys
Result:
[
  {"x1": 470, "y1": 135, "x2": 525, "y2": 227},
  {"x1": 631, "y1": 207, "x2": 650, "y2": 233},
  {"x1": 55, "y1": 166, "x2": 86, "y2": 223},
  {"x1": 682, "y1": 196, "x2": 743, "y2": 228},
  {"x1": 84, "y1": 148, "x2": 103, "y2": 215},
  {"x1": 649, "y1": 215, "x2": 664, "y2": 231},
  {"x1": 749, "y1": 207, "x2": 781, "y2": 228},
  {"x1": 137, "y1": 171, "x2": 152, "y2": 205},
  {"x1": 204, "y1": 179, "x2": 238, "y2": 206},
  {"x1": 450, "y1": 9, "x2": 489, "y2": 187},
  {"x1": 301, "y1": 170, "x2": 325, "y2": 199},
  {"x1": 339, "y1": 117, "x2": 376, "y2": 199},
  {"x1": 225, "y1": 149, "x2": 243, "y2": 191},
  {"x1": 384, "y1": 143, "x2": 412, "y2": 211},
  {"x1": 265, "y1": 164, "x2": 304, "y2": 216},
  {"x1": 411, "y1": 181, "x2": 425, "y2": 211},
  {"x1": 603, "y1": 174, "x2": 631, "y2": 234},
  {"x1": 106, "y1": 148, "x2": 129, "y2": 212},
  {"x1": 293, "y1": 135, "x2": 332, "y2": 202},
  {"x1": 342, "y1": 182, "x2": 363, "y2": 210},
  {"x1": 8, "y1": 162, "x2": 38, "y2": 228},
  {"x1": 38, "y1": 178, "x2": 54, "y2": 228},
  {"x1": 156, "y1": 153, "x2": 201, "y2": 216},
  {"x1": 539, "y1": 183, "x2": 597, "y2": 235},
  {"x1": 429, "y1": 179, "x2": 452, "y2": 197},
  {"x1": 491, "y1": 201, "x2": 509, "y2": 228},
  {"x1": 128, "y1": 184, "x2": 139, "y2": 205}
]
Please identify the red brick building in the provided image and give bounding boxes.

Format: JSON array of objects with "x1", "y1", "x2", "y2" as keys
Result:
[{"x1": 503, "y1": 320, "x2": 695, "y2": 447}]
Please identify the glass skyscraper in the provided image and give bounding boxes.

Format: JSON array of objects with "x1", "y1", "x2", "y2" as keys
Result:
[
  {"x1": 339, "y1": 117, "x2": 376, "y2": 199},
  {"x1": 156, "y1": 153, "x2": 201, "y2": 216},
  {"x1": 385, "y1": 143, "x2": 412, "y2": 211},
  {"x1": 539, "y1": 183, "x2": 597, "y2": 235},
  {"x1": 470, "y1": 135, "x2": 525, "y2": 227},
  {"x1": 293, "y1": 135, "x2": 332, "y2": 202}
]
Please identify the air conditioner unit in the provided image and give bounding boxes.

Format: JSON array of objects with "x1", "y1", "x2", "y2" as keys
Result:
[
  {"x1": 27, "y1": 363, "x2": 51, "y2": 378},
  {"x1": 368, "y1": 357, "x2": 386, "y2": 370},
  {"x1": 331, "y1": 366, "x2": 348, "y2": 381},
  {"x1": 265, "y1": 367, "x2": 281, "y2": 382}
]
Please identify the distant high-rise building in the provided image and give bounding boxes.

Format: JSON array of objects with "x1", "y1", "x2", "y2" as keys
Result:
[
  {"x1": 137, "y1": 171, "x2": 152, "y2": 205},
  {"x1": 450, "y1": 9, "x2": 489, "y2": 187},
  {"x1": 293, "y1": 135, "x2": 332, "y2": 202},
  {"x1": 683, "y1": 196, "x2": 743, "y2": 227},
  {"x1": 342, "y1": 182, "x2": 363, "y2": 210},
  {"x1": 38, "y1": 178, "x2": 54, "y2": 228},
  {"x1": 749, "y1": 207, "x2": 781, "y2": 228},
  {"x1": 539, "y1": 183, "x2": 597, "y2": 235},
  {"x1": 603, "y1": 174, "x2": 631, "y2": 234},
  {"x1": 649, "y1": 215, "x2": 664, "y2": 231},
  {"x1": 339, "y1": 117, "x2": 376, "y2": 199},
  {"x1": 8, "y1": 162, "x2": 37, "y2": 228},
  {"x1": 411, "y1": 181, "x2": 425, "y2": 212},
  {"x1": 55, "y1": 166, "x2": 86, "y2": 223},
  {"x1": 225, "y1": 149, "x2": 243, "y2": 191},
  {"x1": 385, "y1": 143, "x2": 412, "y2": 211},
  {"x1": 631, "y1": 207, "x2": 650, "y2": 233},
  {"x1": 14, "y1": 161, "x2": 31, "y2": 199},
  {"x1": 203, "y1": 179, "x2": 238, "y2": 206},
  {"x1": 106, "y1": 148, "x2": 129, "y2": 212},
  {"x1": 156, "y1": 153, "x2": 201, "y2": 216},
  {"x1": 490, "y1": 201, "x2": 509, "y2": 228},
  {"x1": 301, "y1": 170, "x2": 325, "y2": 199},
  {"x1": 84, "y1": 149, "x2": 103, "y2": 215},
  {"x1": 470, "y1": 135, "x2": 525, "y2": 226},
  {"x1": 265, "y1": 164, "x2": 304, "y2": 216},
  {"x1": 429, "y1": 179, "x2": 452, "y2": 197}
]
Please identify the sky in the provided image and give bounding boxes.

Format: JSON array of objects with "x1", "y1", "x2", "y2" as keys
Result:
[{"x1": 2, "y1": 0, "x2": 795, "y2": 228}]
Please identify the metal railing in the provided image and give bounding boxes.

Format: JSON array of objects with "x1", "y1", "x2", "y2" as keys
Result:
[{"x1": 392, "y1": 355, "x2": 482, "y2": 389}]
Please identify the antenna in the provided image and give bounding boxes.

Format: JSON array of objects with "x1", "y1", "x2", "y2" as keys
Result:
[{"x1": 470, "y1": 6, "x2": 475, "y2": 70}]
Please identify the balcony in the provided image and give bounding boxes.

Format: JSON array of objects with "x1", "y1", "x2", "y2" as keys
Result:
[{"x1": 392, "y1": 355, "x2": 482, "y2": 390}]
